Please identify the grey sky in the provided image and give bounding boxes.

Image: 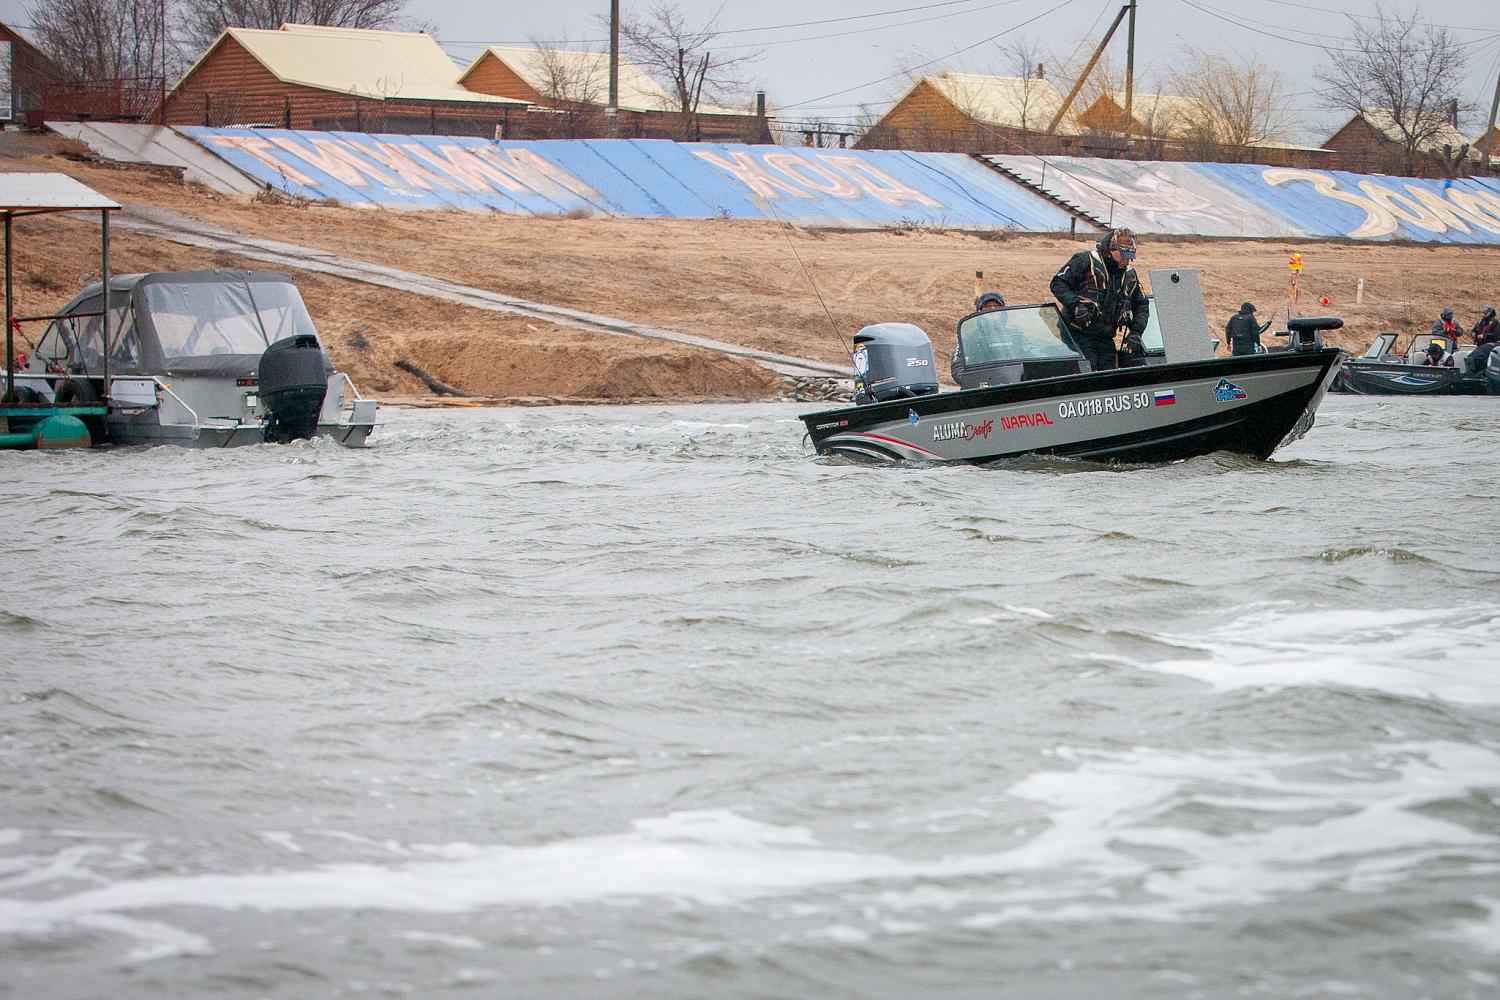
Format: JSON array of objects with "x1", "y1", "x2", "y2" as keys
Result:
[{"x1": 4, "y1": 0, "x2": 1498, "y2": 142}]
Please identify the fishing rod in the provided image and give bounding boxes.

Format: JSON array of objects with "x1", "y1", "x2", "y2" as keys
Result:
[{"x1": 757, "y1": 195, "x2": 856, "y2": 365}]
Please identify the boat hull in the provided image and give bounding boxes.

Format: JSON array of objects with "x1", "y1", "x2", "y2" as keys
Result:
[
  {"x1": 801, "y1": 349, "x2": 1342, "y2": 464},
  {"x1": 1330, "y1": 361, "x2": 1489, "y2": 395}
]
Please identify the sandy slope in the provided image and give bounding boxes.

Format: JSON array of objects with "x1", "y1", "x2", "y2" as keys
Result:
[{"x1": 3, "y1": 133, "x2": 1497, "y2": 401}]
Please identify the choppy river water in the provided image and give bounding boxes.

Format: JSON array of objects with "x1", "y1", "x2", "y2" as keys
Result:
[{"x1": 2, "y1": 397, "x2": 1498, "y2": 1000}]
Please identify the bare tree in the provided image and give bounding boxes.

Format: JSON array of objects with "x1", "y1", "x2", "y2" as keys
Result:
[
  {"x1": 998, "y1": 34, "x2": 1049, "y2": 132},
  {"x1": 1170, "y1": 48, "x2": 1292, "y2": 159},
  {"x1": 179, "y1": 0, "x2": 410, "y2": 56},
  {"x1": 27, "y1": 0, "x2": 173, "y2": 79},
  {"x1": 615, "y1": 2, "x2": 760, "y2": 141},
  {"x1": 1315, "y1": 3, "x2": 1470, "y2": 174},
  {"x1": 526, "y1": 34, "x2": 608, "y2": 139}
]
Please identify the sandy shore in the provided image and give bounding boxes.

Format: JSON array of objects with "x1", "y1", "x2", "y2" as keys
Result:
[{"x1": 4, "y1": 132, "x2": 1496, "y2": 402}]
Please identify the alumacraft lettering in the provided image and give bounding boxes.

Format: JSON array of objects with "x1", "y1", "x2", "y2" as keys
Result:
[
  {"x1": 1057, "y1": 391, "x2": 1152, "y2": 419},
  {"x1": 932, "y1": 417, "x2": 994, "y2": 442}
]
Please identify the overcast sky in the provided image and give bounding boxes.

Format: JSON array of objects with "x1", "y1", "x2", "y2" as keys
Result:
[{"x1": 4, "y1": 0, "x2": 1498, "y2": 142}]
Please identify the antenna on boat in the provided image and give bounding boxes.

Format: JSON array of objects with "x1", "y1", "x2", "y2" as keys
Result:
[{"x1": 758, "y1": 196, "x2": 855, "y2": 363}]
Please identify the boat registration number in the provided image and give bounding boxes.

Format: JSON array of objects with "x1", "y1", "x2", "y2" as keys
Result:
[{"x1": 1057, "y1": 390, "x2": 1152, "y2": 419}]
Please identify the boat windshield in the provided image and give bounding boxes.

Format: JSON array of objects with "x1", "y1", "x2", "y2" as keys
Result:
[
  {"x1": 958, "y1": 304, "x2": 1081, "y2": 366},
  {"x1": 1141, "y1": 296, "x2": 1163, "y2": 352},
  {"x1": 142, "y1": 279, "x2": 319, "y2": 361}
]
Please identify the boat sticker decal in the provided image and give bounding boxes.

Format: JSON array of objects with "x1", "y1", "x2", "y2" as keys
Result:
[
  {"x1": 998, "y1": 411, "x2": 1055, "y2": 429},
  {"x1": 850, "y1": 432, "x2": 940, "y2": 457},
  {"x1": 1369, "y1": 371, "x2": 1441, "y2": 386},
  {"x1": 908, "y1": 409, "x2": 919, "y2": 424},
  {"x1": 853, "y1": 348, "x2": 870, "y2": 376},
  {"x1": 1153, "y1": 389, "x2": 1176, "y2": 406},
  {"x1": 1057, "y1": 390, "x2": 1152, "y2": 419},
  {"x1": 1213, "y1": 378, "x2": 1248, "y2": 402},
  {"x1": 933, "y1": 418, "x2": 994, "y2": 442}
]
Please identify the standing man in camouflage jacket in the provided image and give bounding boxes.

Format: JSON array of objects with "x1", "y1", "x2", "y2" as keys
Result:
[{"x1": 1049, "y1": 228, "x2": 1150, "y2": 371}]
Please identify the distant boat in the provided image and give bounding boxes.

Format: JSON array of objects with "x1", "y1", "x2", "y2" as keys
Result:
[
  {"x1": 11, "y1": 270, "x2": 376, "y2": 447},
  {"x1": 1330, "y1": 331, "x2": 1496, "y2": 396}
]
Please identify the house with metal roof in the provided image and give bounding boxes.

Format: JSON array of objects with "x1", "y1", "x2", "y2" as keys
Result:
[
  {"x1": 1323, "y1": 107, "x2": 1480, "y2": 177},
  {"x1": 457, "y1": 45, "x2": 765, "y2": 141},
  {"x1": 857, "y1": 72, "x2": 1080, "y2": 153},
  {"x1": 162, "y1": 23, "x2": 530, "y2": 135},
  {"x1": 1, "y1": 20, "x2": 65, "y2": 129}
]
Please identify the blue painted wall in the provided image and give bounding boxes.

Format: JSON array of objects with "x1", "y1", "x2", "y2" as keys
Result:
[
  {"x1": 987, "y1": 155, "x2": 1500, "y2": 245},
  {"x1": 181, "y1": 129, "x2": 1075, "y2": 231}
]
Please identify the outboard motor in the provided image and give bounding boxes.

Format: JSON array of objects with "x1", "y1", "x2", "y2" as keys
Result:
[
  {"x1": 258, "y1": 334, "x2": 330, "y2": 442},
  {"x1": 1285, "y1": 316, "x2": 1343, "y2": 352},
  {"x1": 851, "y1": 323, "x2": 939, "y2": 405}
]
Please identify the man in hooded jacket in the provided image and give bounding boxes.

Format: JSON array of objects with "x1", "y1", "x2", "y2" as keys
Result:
[
  {"x1": 1050, "y1": 228, "x2": 1149, "y2": 371},
  {"x1": 1225, "y1": 302, "x2": 1266, "y2": 356}
]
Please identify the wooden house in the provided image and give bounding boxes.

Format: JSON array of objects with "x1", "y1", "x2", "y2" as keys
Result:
[
  {"x1": 458, "y1": 45, "x2": 766, "y2": 141},
  {"x1": 163, "y1": 23, "x2": 530, "y2": 136},
  {"x1": 857, "y1": 72, "x2": 1080, "y2": 154},
  {"x1": 1323, "y1": 108, "x2": 1479, "y2": 177},
  {"x1": 1, "y1": 21, "x2": 65, "y2": 128}
]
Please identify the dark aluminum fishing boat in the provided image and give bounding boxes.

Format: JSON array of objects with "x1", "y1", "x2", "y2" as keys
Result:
[
  {"x1": 800, "y1": 294, "x2": 1343, "y2": 465},
  {"x1": 1330, "y1": 331, "x2": 1497, "y2": 396}
]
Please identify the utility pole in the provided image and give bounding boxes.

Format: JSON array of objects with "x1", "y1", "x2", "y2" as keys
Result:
[
  {"x1": 1124, "y1": 0, "x2": 1137, "y2": 124},
  {"x1": 608, "y1": 0, "x2": 620, "y2": 115},
  {"x1": 1046, "y1": 3, "x2": 1129, "y2": 133},
  {"x1": 1483, "y1": 60, "x2": 1500, "y2": 171}
]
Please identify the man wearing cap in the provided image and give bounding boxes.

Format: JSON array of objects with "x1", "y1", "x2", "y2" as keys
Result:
[
  {"x1": 1224, "y1": 302, "x2": 1266, "y2": 357},
  {"x1": 1472, "y1": 306, "x2": 1498, "y2": 346},
  {"x1": 1431, "y1": 308, "x2": 1460, "y2": 342},
  {"x1": 1050, "y1": 228, "x2": 1149, "y2": 372},
  {"x1": 1420, "y1": 340, "x2": 1453, "y2": 367},
  {"x1": 950, "y1": 291, "x2": 1006, "y2": 385}
]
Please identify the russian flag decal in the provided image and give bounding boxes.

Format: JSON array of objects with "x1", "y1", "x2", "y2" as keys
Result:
[{"x1": 1153, "y1": 389, "x2": 1176, "y2": 406}]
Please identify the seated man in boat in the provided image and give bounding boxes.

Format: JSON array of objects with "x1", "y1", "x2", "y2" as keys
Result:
[
  {"x1": 1050, "y1": 228, "x2": 1149, "y2": 372},
  {"x1": 950, "y1": 292, "x2": 1005, "y2": 385},
  {"x1": 1420, "y1": 341, "x2": 1453, "y2": 367}
]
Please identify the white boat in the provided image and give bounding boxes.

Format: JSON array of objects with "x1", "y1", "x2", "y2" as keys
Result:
[{"x1": 12, "y1": 270, "x2": 375, "y2": 447}]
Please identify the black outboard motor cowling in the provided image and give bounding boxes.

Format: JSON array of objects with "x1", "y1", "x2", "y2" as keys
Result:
[
  {"x1": 258, "y1": 334, "x2": 330, "y2": 442},
  {"x1": 852, "y1": 323, "x2": 939, "y2": 405},
  {"x1": 1285, "y1": 316, "x2": 1343, "y2": 352}
]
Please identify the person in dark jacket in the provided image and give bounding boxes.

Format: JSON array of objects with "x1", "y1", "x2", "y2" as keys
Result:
[
  {"x1": 950, "y1": 291, "x2": 1005, "y2": 385},
  {"x1": 1472, "y1": 306, "x2": 1498, "y2": 345},
  {"x1": 1431, "y1": 308, "x2": 1459, "y2": 340},
  {"x1": 1224, "y1": 301, "x2": 1266, "y2": 356},
  {"x1": 1420, "y1": 341, "x2": 1453, "y2": 367},
  {"x1": 1050, "y1": 228, "x2": 1149, "y2": 371}
]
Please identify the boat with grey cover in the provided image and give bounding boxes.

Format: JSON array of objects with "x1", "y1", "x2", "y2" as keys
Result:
[
  {"x1": 800, "y1": 269, "x2": 1344, "y2": 465},
  {"x1": 11, "y1": 270, "x2": 376, "y2": 447}
]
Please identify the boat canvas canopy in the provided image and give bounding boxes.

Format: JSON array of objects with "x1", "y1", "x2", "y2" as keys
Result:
[{"x1": 1, "y1": 173, "x2": 121, "y2": 214}]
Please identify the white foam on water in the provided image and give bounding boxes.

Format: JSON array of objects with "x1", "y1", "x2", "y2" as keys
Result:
[
  {"x1": 397, "y1": 929, "x2": 484, "y2": 950},
  {"x1": 1123, "y1": 606, "x2": 1500, "y2": 704},
  {"x1": 1434, "y1": 896, "x2": 1500, "y2": 955},
  {"x1": 3, "y1": 743, "x2": 1495, "y2": 960},
  {"x1": 74, "y1": 913, "x2": 212, "y2": 963}
]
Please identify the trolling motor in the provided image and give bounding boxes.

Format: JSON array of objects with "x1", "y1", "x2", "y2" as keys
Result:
[
  {"x1": 1282, "y1": 316, "x2": 1343, "y2": 352},
  {"x1": 258, "y1": 334, "x2": 330, "y2": 442}
]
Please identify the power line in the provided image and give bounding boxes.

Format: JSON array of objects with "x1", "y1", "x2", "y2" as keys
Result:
[
  {"x1": 430, "y1": 0, "x2": 1012, "y2": 50},
  {"x1": 1255, "y1": 0, "x2": 1492, "y2": 34},
  {"x1": 1176, "y1": 0, "x2": 1360, "y2": 52},
  {"x1": 779, "y1": 0, "x2": 1081, "y2": 111}
]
